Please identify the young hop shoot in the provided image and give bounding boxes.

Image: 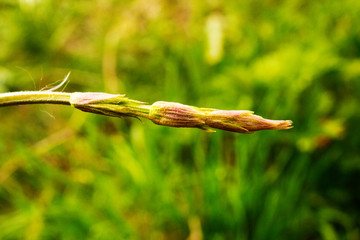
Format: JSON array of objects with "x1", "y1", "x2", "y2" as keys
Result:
[{"x1": 0, "y1": 77, "x2": 292, "y2": 134}]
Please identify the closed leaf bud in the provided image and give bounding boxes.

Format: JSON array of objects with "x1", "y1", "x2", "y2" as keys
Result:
[
  {"x1": 149, "y1": 101, "x2": 207, "y2": 129},
  {"x1": 70, "y1": 93, "x2": 292, "y2": 134}
]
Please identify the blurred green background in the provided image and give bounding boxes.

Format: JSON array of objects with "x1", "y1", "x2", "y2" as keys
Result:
[{"x1": 1, "y1": 0, "x2": 360, "y2": 239}]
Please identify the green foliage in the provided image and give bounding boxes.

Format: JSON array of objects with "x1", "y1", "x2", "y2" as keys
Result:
[{"x1": 1, "y1": 0, "x2": 360, "y2": 239}]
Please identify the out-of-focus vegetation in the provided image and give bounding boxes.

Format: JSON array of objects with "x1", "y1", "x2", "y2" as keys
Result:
[{"x1": 1, "y1": 0, "x2": 360, "y2": 239}]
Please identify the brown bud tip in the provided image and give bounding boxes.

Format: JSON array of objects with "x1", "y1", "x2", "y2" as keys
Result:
[
  {"x1": 149, "y1": 101, "x2": 206, "y2": 128},
  {"x1": 204, "y1": 110, "x2": 293, "y2": 133}
]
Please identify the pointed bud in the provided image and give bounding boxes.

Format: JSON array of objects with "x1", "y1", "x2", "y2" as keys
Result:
[
  {"x1": 204, "y1": 110, "x2": 293, "y2": 133},
  {"x1": 70, "y1": 93, "x2": 292, "y2": 134}
]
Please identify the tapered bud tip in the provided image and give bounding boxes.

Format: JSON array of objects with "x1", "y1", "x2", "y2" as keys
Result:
[
  {"x1": 271, "y1": 119, "x2": 293, "y2": 130},
  {"x1": 232, "y1": 114, "x2": 293, "y2": 132},
  {"x1": 204, "y1": 110, "x2": 293, "y2": 133}
]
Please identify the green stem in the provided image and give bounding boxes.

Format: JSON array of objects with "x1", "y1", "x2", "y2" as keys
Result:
[{"x1": 0, "y1": 91, "x2": 71, "y2": 107}]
